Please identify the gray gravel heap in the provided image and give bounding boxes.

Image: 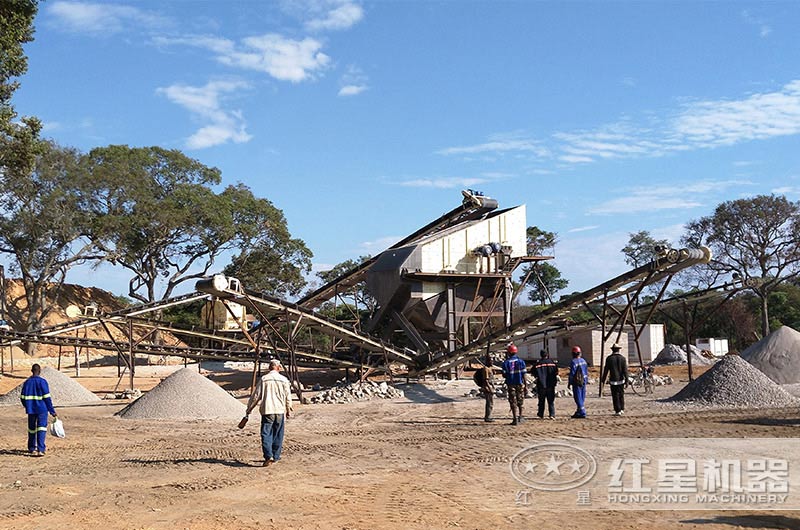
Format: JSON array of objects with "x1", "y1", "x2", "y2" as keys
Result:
[
  {"x1": 0, "y1": 367, "x2": 100, "y2": 406},
  {"x1": 117, "y1": 367, "x2": 245, "y2": 420},
  {"x1": 310, "y1": 380, "x2": 404, "y2": 404},
  {"x1": 653, "y1": 344, "x2": 716, "y2": 366},
  {"x1": 667, "y1": 354, "x2": 799, "y2": 408},
  {"x1": 741, "y1": 326, "x2": 800, "y2": 384}
]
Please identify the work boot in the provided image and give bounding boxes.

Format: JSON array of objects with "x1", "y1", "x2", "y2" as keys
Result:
[{"x1": 510, "y1": 414, "x2": 518, "y2": 425}]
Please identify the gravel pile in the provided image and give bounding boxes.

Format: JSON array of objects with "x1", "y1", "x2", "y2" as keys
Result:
[
  {"x1": 652, "y1": 344, "x2": 716, "y2": 366},
  {"x1": 117, "y1": 367, "x2": 245, "y2": 420},
  {"x1": 310, "y1": 380, "x2": 404, "y2": 404},
  {"x1": 741, "y1": 326, "x2": 800, "y2": 384},
  {"x1": 0, "y1": 367, "x2": 100, "y2": 406},
  {"x1": 667, "y1": 354, "x2": 799, "y2": 408}
]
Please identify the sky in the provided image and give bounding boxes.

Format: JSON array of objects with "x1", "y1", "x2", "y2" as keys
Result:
[{"x1": 10, "y1": 0, "x2": 800, "y2": 300}]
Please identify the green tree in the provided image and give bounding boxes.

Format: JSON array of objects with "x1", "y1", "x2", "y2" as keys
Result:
[
  {"x1": 83, "y1": 146, "x2": 312, "y2": 303},
  {"x1": 520, "y1": 226, "x2": 568, "y2": 305},
  {"x1": 682, "y1": 194, "x2": 800, "y2": 337},
  {"x1": 526, "y1": 226, "x2": 557, "y2": 255},
  {"x1": 315, "y1": 256, "x2": 375, "y2": 319},
  {"x1": 0, "y1": 1, "x2": 42, "y2": 197},
  {"x1": 525, "y1": 262, "x2": 569, "y2": 305},
  {"x1": 622, "y1": 230, "x2": 670, "y2": 268},
  {"x1": 0, "y1": 141, "x2": 101, "y2": 337}
]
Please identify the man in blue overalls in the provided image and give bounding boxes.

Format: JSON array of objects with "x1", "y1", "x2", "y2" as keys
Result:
[
  {"x1": 20, "y1": 364, "x2": 57, "y2": 456},
  {"x1": 502, "y1": 344, "x2": 526, "y2": 425},
  {"x1": 567, "y1": 346, "x2": 588, "y2": 419}
]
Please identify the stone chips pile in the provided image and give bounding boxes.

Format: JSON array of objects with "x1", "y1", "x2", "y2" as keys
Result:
[
  {"x1": 310, "y1": 380, "x2": 404, "y2": 404},
  {"x1": 667, "y1": 354, "x2": 798, "y2": 408},
  {"x1": 0, "y1": 366, "x2": 100, "y2": 406}
]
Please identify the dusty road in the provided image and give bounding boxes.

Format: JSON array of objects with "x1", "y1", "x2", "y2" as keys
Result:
[{"x1": 1, "y1": 366, "x2": 799, "y2": 530}]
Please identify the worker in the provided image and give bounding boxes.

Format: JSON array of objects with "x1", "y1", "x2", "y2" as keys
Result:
[
  {"x1": 501, "y1": 343, "x2": 526, "y2": 425},
  {"x1": 533, "y1": 350, "x2": 558, "y2": 419},
  {"x1": 244, "y1": 359, "x2": 293, "y2": 467},
  {"x1": 472, "y1": 362, "x2": 495, "y2": 422},
  {"x1": 20, "y1": 364, "x2": 57, "y2": 456},
  {"x1": 602, "y1": 343, "x2": 629, "y2": 416},
  {"x1": 567, "y1": 346, "x2": 588, "y2": 419}
]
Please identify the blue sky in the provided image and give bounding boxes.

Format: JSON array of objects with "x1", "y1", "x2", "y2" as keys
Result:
[{"x1": 11, "y1": 1, "x2": 800, "y2": 299}]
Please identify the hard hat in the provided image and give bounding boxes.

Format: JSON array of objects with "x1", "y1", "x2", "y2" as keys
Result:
[
  {"x1": 611, "y1": 343, "x2": 622, "y2": 351},
  {"x1": 507, "y1": 344, "x2": 518, "y2": 354},
  {"x1": 571, "y1": 346, "x2": 582, "y2": 354}
]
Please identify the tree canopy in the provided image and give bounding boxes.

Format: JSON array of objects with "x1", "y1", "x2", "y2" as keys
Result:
[
  {"x1": 520, "y1": 226, "x2": 568, "y2": 305},
  {"x1": 681, "y1": 194, "x2": 800, "y2": 336},
  {"x1": 0, "y1": 1, "x2": 42, "y2": 192},
  {"x1": 0, "y1": 140, "x2": 100, "y2": 334},
  {"x1": 82, "y1": 145, "x2": 312, "y2": 303},
  {"x1": 621, "y1": 230, "x2": 670, "y2": 268}
]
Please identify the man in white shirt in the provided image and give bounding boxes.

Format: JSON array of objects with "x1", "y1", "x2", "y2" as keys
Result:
[{"x1": 244, "y1": 359, "x2": 293, "y2": 467}]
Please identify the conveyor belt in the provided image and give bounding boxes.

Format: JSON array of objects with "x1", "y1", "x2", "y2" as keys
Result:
[
  {"x1": 195, "y1": 283, "x2": 415, "y2": 365},
  {"x1": 297, "y1": 191, "x2": 499, "y2": 310},
  {"x1": 411, "y1": 247, "x2": 712, "y2": 375}
]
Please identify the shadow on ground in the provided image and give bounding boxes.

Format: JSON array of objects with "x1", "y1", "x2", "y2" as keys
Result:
[
  {"x1": 397, "y1": 384, "x2": 456, "y2": 404},
  {"x1": 681, "y1": 515, "x2": 800, "y2": 529}
]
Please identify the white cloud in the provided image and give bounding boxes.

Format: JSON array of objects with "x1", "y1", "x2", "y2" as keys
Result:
[
  {"x1": 47, "y1": 1, "x2": 169, "y2": 35},
  {"x1": 437, "y1": 132, "x2": 550, "y2": 158},
  {"x1": 668, "y1": 81, "x2": 800, "y2": 148},
  {"x1": 41, "y1": 121, "x2": 61, "y2": 132},
  {"x1": 772, "y1": 186, "x2": 800, "y2": 196},
  {"x1": 338, "y1": 85, "x2": 367, "y2": 96},
  {"x1": 358, "y1": 235, "x2": 400, "y2": 255},
  {"x1": 567, "y1": 225, "x2": 599, "y2": 233},
  {"x1": 338, "y1": 64, "x2": 369, "y2": 96},
  {"x1": 741, "y1": 10, "x2": 772, "y2": 38},
  {"x1": 156, "y1": 34, "x2": 330, "y2": 83},
  {"x1": 588, "y1": 180, "x2": 750, "y2": 215},
  {"x1": 305, "y1": 1, "x2": 364, "y2": 31},
  {"x1": 157, "y1": 80, "x2": 252, "y2": 149},
  {"x1": 398, "y1": 176, "x2": 490, "y2": 189}
]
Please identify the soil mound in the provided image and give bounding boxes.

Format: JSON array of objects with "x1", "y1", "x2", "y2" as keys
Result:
[
  {"x1": 741, "y1": 326, "x2": 800, "y2": 384},
  {"x1": 117, "y1": 367, "x2": 245, "y2": 420},
  {"x1": 0, "y1": 367, "x2": 100, "y2": 406},
  {"x1": 667, "y1": 354, "x2": 798, "y2": 408}
]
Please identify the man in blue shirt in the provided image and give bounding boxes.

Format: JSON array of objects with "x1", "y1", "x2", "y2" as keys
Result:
[
  {"x1": 567, "y1": 346, "x2": 589, "y2": 419},
  {"x1": 502, "y1": 344, "x2": 526, "y2": 425},
  {"x1": 20, "y1": 364, "x2": 57, "y2": 456}
]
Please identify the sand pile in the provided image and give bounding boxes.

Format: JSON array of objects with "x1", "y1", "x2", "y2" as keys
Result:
[
  {"x1": 0, "y1": 367, "x2": 100, "y2": 406},
  {"x1": 117, "y1": 367, "x2": 245, "y2": 420},
  {"x1": 741, "y1": 326, "x2": 800, "y2": 384},
  {"x1": 652, "y1": 344, "x2": 716, "y2": 366},
  {"x1": 667, "y1": 354, "x2": 798, "y2": 408}
]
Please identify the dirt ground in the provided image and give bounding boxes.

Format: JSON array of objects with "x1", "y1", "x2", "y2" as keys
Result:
[{"x1": 1, "y1": 363, "x2": 799, "y2": 530}]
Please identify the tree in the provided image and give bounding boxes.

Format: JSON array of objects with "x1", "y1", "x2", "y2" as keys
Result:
[
  {"x1": 520, "y1": 226, "x2": 568, "y2": 305},
  {"x1": 0, "y1": 1, "x2": 42, "y2": 196},
  {"x1": 315, "y1": 256, "x2": 375, "y2": 319},
  {"x1": 83, "y1": 146, "x2": 312, "y2": 303},
  {"x1": 223, "y1": 195, "x2": 313, "y2": 299},
  {"x1": 0, "y1": 141, "x2": 101, "y2": 337},
  {"x1": 525, "y1": 263, "x2": 569, "y2": 305},
  {"x1": 526, "y1": 226, "x2": 556, "y2": 255},
  {"x1": 621, "y1": 230, "x2": 670, "y2": 268},
  {"x1": 681, "y1": 194, "x2": 800, "y2": 337}
]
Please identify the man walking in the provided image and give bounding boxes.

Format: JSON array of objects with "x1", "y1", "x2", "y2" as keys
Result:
[
  {"x1": 20, "y1": 364, "x2": 57, "y2": 456},
  {"x1": 602, "y1": 343, "x2": 629, "y2": 416},
  {"x1": 501, "y1": 344, "x2": 526, "y2": 425},
  {"x1": 244, "y1": 359, "x2": 293, "y2": 466},
  {"x1": 533, "y1": 350, "x2": 558, "y2": 419},
  {"x1": 472, "y1": 362, "x2": 495, "y2": 422},
  {"x1": 567, "y1": 346, "x2": 588, "y2": 419}
]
